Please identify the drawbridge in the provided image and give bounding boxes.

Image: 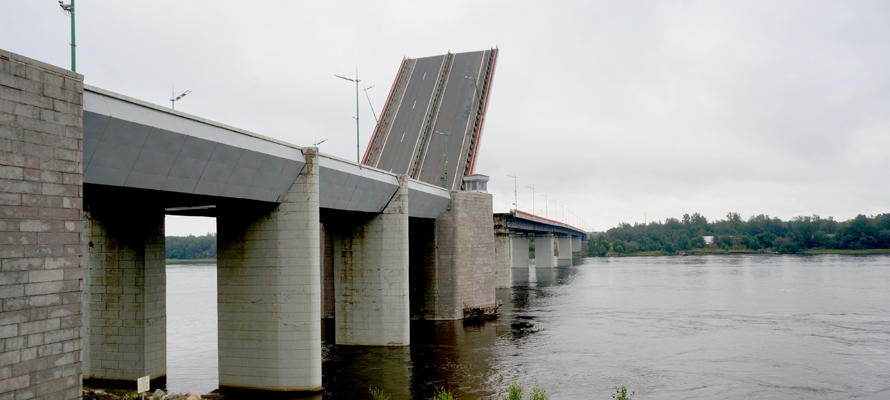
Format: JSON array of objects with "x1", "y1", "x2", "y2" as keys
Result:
[{"x1": 362, "y1": 48, "x2": 498, "y2": 190}]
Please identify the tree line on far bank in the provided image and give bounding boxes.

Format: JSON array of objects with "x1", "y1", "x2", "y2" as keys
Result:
[
  {"x1": 166, "y1": 233, "x2": 217, "y2": 260},
  {"x1": 587, "y1": 213, "x2": 890, "y2": 256}
]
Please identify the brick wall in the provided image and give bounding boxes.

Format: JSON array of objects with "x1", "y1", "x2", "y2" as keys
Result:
[{"x1": 0, "y1": 49, "x2": 84, "y2": 400}]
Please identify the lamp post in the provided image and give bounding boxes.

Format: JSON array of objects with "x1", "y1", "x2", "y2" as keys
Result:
[
  {"x1": 335, "y1": 69, "x2": 361, "y2": 163},
  {"x1": 434, "y1": 130, "x2": 449, "y2": 190},
  {"x1": 170, "y1": 88, "x2": 191, "y2": 110},
  {"x1": 541, "y1": 193, "x2": 548, "y2": 218},
  {"x1": 59, "y1": 1, "x2": 75, "y2": 72},
  {"x1": 462, "y1": 75, "x2": 484, "y2": 116},
  {"x1": 527, "y1": 184, "x2": 535, "y2": 217},
  {"x1": 507, "y1": 173, "x2": 517, "y2": 211}
]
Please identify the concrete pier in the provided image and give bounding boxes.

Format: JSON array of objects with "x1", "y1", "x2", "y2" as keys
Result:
[
  {"x1": 83, "y1": 206, "x2": 166, "y2": 386},
  {"x1": 412, "y1": 191, "x2": 496, "y2": 320},
  {"x1": 557, "y1": 236, "x2": 572, "y2": 266},
  {"x1": 572, "y1": 236, "x2": 582, "y2": 252},
  {"x1": 494, "y1": 233, "x2": 512, "y2": 288},
  {"x1": 216, "y1": 148, "x2": 322, "y2": 392},
  {"x1": 328, "y1": 175, "x2": 410, "y2": 346},
  {"x1": 510, "y1": 235, "x2": 529, "y2": 269},
  {"x1": 535, "y1": 234, "x2": 555, "y2": 268}
]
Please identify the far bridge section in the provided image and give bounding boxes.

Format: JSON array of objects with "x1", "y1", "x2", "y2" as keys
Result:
[
  {"x1": 361, "y1": 48, "x2": 498, "y2": 191},
  {"x1": 493, "y1": 210, "x2": 588, "y2": 288}
]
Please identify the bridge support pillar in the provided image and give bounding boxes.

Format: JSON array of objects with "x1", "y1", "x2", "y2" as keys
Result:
[
  {"x1": 510, "y1": 235, "x2": 530, "y2": 269},
  {"x1": 572, "y1": 236, "x2": 582, "y2": 253},
  {"x1": 83, "y1": 205, "x2": 166, "y2": 387},
  {"x1": 411, "y1": 191, "x2": 496, "y2": 320},
  {"x1": 535, "y1": 234, "x2": 555, "y2": 268},
  {"x1": 329, "y1": 175, "x2": 410, "y2": 346},
  {"x1": 557, "y1": 236, "x2": 572, "y2": 266},
  {"x1": 494, "y1": 233, "x2": 512, "y2": 288},
  {"x1": 216, "y1": 148, "x2": 322, "y2": 393}
]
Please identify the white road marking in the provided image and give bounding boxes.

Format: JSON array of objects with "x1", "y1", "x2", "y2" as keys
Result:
[
  {"x1": 412, "y1": 100, "x2": 416, "y2": 109},
  {"x1": 400, "y1": 132, "x2": 406, "y2": 142},
  {"x1": 423, "y1": 72, "x2": 426, "y2": 80}
]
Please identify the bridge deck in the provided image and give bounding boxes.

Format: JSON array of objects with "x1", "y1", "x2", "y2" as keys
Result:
[
  {"x1": 362, "y1": 48, "x2": 498, "y2": 190},
  {"x1": 83, "y1": 85, "x2": 450, "y2": 218}
]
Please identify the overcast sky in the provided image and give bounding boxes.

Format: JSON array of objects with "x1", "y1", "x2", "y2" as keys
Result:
[{"x1": 4, "y1": 1, "x2": 889, "y2": 236}]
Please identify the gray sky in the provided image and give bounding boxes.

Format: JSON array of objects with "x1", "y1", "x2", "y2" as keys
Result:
[{"x1": 4, "y1": 1, "x2": 889, "y2": 236}]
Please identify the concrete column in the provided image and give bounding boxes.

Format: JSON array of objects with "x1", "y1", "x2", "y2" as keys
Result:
[
  {"x1": 557, "y1": 236, "x2": 572, "y2": 266},
  {"x1": 331, "y1": 175, "x2": 410, "y2": 346},
  {"x1": 494, "y1": 233, "x2": 512, "y2": 289},
  {"x1": 216, "y1": 147, "x2": 321, "y2": 393},
  {"x1": 535, "y1": 234, "x2": 555, "y2": 268},
  {"x1": 410, "y1": 191, "x2": 496, "y2": 320},
  {"x1": 510, "y1": 235, "x2": 529, "y2": 269},
  {"x1": 572, "y1": 236, "x2": 582, "y2": 252},
  {"x1": 320, "y1": 223, "x2": 334, "y2": 319},
  {"x1": 83, "y1": 208, "x2": 166, "y2": 386}
]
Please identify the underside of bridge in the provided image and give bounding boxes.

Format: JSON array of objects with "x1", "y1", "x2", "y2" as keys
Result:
[{"x1": 361, "y1": 48, "x2": 498, "y2": 191}]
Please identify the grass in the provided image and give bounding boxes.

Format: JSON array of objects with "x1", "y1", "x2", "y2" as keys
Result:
[{"x1": 612, "y1": 386, "x2": 634, "y2": 400}]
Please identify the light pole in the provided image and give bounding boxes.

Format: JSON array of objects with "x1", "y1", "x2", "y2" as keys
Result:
[
  {"x1": 541, "y1": 193, "x2": 548, "y2": 218},
  {"x1": 462, "y1": 75, "x2": 483, "y2": 112},
  {"x1": 335, "y1": 69, "x2": 361, "y2": 163},
  {"x1": 527, "y1": 184, "x2": 535, "y2": 217},
  {"x1": 434, "y1": 130, "x2": 449, "y2": 190},
  {"x1": 507, "y1": 173, "x2": 517, "y2": 211},
  {"x1": 170, "y1": 88, "x2": 191, "y2": 110},
  {"x1": 59, "y1": 1, "x2": 75, "y2": 72}
]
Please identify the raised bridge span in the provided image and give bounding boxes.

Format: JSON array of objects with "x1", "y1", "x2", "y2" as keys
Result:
[{"x1": 361, "y1": 48, "x2": 498, "y2": 190}]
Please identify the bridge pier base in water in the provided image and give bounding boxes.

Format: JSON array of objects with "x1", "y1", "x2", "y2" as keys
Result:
[
  {"x1": 216, "y1": 148, "x2": 322, "y2": 393},
  {"x1": 535, "y1": 234, "x2": 555, "y2": 268},
  {"x1": 511, "y1": 235, "x2": 530, "y2": 269},
  {"x1": 327, "y1": 175, "x2": 410, "y2": 346},
  {"x1": 494, "y1": 233, "x2": 512, "y2": 288},
  {"x1": 411, "y1": 191, "x2": 496, "y2": 320},
  {"x1": 557, "y1": 236, "x2": 573, "y2": 266}
]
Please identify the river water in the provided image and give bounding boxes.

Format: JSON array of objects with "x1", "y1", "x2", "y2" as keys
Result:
[{"x1": 166, "y1": 255, "x2": 890, "y2": 399}]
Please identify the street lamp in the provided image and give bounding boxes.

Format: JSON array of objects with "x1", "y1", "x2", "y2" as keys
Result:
[
  {"x1": 507, "y1": 173, "x2": 517, "y2": 211},
  {"x1": 170, "y1": 88, "x2": 191, "y2": 110},
  {"x1": 462, "y1": 75, "x2": 484, "y2": 115},
  {"x1": 527, "y1": 184, "x2": 535, "y2": 217},
  {"x1": 335, "y1": 69, "x2": 361, "y2": 163},
  {"x1": 58, "y1": 1, "x2": 75, "y2": 72},
  {"x1": 434, "y1": 130, "x2": 449, "y2": 190},
  {"x1": 541, "y1": 193, "x2": 548, "y2": 218}
]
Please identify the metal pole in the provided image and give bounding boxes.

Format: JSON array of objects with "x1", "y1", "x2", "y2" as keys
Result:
[
  {"x1": 541, "y1": 193, "x2": 548, "y2": 218},
  {"x1": 171, "y1": 88, "x2": 174, "y2": 110},
  {"x1": 434, "y1": 130, "x2": 448, "y2": 189},
  {"x1": 507, "y1": 174, "x2": 517, "y2": 211},
  {"x1": 70, "y1": 0, "x2": 76, "y2": 72},
  {"x1": 355, "y1": 68, "x2": 360, "y2": 163},
  {"x1": 527, "y1": 185, "x2": 535, "y2": 216}
]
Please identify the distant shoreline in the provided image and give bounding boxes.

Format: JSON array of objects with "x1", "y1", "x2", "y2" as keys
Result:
[
  {"x1": 596, "y1": 249, "x2": 890, "y2": 257},
  {"x1": 166, "y1": 258, "x2": 217, "y2": 264}
]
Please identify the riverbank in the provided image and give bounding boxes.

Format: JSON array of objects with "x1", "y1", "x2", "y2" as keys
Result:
[
  {"x1": 166, "y1": 258, "x2": 217, "y2": 264},
  {"x1": 596, "y1": 248, "x2": 890, "y2": 257}
]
